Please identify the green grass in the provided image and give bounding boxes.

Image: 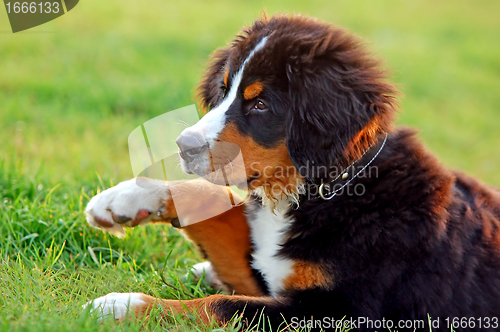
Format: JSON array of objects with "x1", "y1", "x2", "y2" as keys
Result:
[{"x1": 0, "y1": 0, "x2": 499, "y2": 330}]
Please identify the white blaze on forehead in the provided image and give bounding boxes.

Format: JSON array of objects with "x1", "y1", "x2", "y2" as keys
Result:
[{"x1": 182, "y1": 36, "x2": 269, "y2": 144}]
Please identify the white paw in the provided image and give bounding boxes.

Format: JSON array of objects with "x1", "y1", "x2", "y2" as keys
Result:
[
  {"x1": 83, "y1": 292, "x2": 147, "y2": 321},
  {"x1": 85, "y1": 178, "x2": 169, "y2": 238},
  {"x1": 191, "y1": 261, "x2": 224, "y2": 290}
]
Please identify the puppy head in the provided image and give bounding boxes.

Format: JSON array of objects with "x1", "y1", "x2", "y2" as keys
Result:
[{"x1": 177, "y1": 15, "x2": 398, "y2": 202}]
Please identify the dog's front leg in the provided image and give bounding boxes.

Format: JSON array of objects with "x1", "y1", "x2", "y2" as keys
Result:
[
  {"x1": 84, "y1": 292, "x2": 293, "y2": 329},
  {"x1": 84, "y1": 177, "x2": 245, "y2": 234},
  {"x1": 85, "y1": 178, "x2": 176, "y2": 236},
  {"x1": 85, "y1": 178, "x2": 265, "y2": 296}
]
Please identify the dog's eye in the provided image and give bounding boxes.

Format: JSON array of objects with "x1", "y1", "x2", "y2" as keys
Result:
[
  {"x1": 221, "y1": 85, "x2": 227, "y2": 97},
  {"x1": 253, "y1": 100, "x2": 267, "y2": 112}
]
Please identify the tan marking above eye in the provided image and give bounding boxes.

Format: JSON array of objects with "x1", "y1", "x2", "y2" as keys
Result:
[
  {"x1": 244, "y1": 81, "x2": 264, "y2": 100},
  {"x1": 223, "y1": 68, "x2": 229, "y2": 88}
]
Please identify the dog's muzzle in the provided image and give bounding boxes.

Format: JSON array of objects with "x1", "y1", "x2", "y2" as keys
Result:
[{"x1": 176, "y1": 132, "x2": 208, "y2": 163}]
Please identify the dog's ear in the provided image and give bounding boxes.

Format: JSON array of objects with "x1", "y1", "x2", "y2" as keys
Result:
[
  {"x1": 285, "y1": 29, "x2": 398, "y2": 181},
  {"x1": 196, "y1": 46, "x2": 232, "y2": 116}
]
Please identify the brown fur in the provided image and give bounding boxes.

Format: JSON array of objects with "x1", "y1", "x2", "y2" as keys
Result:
[
  {"x1": 282, "y1": 261, "x2": 332, "y2": 291},
  {"x1": 243, "y1": 81, "x2": 264, "y2": 100},
  {"x1": 217, "y1": 123, "x2": 303, "y2": 200},
  {"x1": 180, "y1": 206, "x2": 264, "y2": 296}
]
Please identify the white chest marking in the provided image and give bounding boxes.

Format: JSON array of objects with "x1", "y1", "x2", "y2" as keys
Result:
[{"x1": 248, "y1": 204, "x2": 294, "y2": 297}]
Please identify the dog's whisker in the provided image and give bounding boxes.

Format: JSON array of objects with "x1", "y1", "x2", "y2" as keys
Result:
[{"x1": 176, "y1": 120, "x2": 190, "y2": 129}]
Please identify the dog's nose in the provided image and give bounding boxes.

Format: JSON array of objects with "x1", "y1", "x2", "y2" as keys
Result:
[{"x1": 176, "y1": 132, "x2": 208, "y2": 162}]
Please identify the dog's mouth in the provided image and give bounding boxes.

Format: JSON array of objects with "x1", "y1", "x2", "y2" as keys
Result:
[
  {"x1": 178, "y1": 142, "x2": 249, "y2": 188},
  {"x1": 247, "y1": 173, "x2": 260, "y2": 186}
]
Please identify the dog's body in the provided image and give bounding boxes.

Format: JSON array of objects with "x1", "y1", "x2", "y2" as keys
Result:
[{"x1": 84, "y1": 15, "x2": 500, "y2": 331}]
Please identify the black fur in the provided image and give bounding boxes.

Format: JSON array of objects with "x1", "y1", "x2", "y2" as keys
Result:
[{"x1": 197, "y1": 15, "x2": 500, "y2": 331}]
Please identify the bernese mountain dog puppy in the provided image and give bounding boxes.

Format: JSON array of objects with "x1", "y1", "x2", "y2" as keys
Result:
[{"x1": 84, "y1": 14, "x2": 500, "y2": 331}]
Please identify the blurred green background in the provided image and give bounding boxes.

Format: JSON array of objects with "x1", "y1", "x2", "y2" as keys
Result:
[
  {"x1": 0, "y1": 0, "x2": 499, "y2": 330},
  {"x1": 1, "y1": 0, "x2": 500, "y2": 187}
]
